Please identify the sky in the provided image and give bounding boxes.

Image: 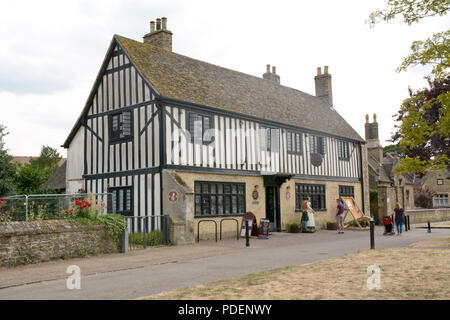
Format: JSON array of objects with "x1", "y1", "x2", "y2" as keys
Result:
[{"x1": 0, "y1": 0, "x2": 448, "y2": 157}]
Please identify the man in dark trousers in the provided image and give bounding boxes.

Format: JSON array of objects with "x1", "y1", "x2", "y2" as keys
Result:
[{"x1": 336, "y1": 199, "x2": 345, "y2": 234}]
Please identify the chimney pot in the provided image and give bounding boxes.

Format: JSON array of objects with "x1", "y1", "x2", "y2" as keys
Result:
[
  {"x1": 266, "y1": 64, "x2": 270, "y2": 73},
  {"x1": 144, "y1": 17, "x2": 173, "y2": 51},
  {"x1": 366, "y1": 114, "x2": 369, "y2": 123},
  {"x1": 314, "y1": 66, "x2": 332, "y2": 106},
  {"x1": 156, "y1": 18, "x2": 161, "y2": 30},
  {"x1": 272, "y1": 66, "x2": 276, "y2": 74},
  {"x1": 373, "y1": 113, "x2": 377, "y2": 123}
]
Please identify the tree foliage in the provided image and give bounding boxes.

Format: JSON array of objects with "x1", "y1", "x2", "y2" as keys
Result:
[
  {"x1": 383, "y1": 144, "x2": 405, "y2": 157},
  {"x1": 0, "y1": 125, "x2": 17, "y2": 196},
  {"x1": 391, "y1": 77, "x2": 449, "y2": 174},
  {"x1": 369, "y1": 0, "x2": 450, "y2": 175},
  {"x1": 368, "y1": 0, "x2": 450, "y2": 27},
  {"x1": 15, "y1": 145, "x2": 62, "y2": 194}
]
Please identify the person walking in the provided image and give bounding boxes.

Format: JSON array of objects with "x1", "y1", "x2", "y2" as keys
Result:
[
  {"x1": 336, "y1": 199, "x2": 345, "y2": 234},
  {"x1": 392, "y1": 203, "x2": 405, "y2": 236},
  {"x1": 305, "y1": 196, "x2": 316, "y2": 231}
]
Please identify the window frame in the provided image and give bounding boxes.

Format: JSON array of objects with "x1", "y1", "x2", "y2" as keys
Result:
[
  {"x1": 310, "y1": 135, "x2": 325, "y2": 155},
  {"x1": 108, "y1": 186, "x2": 133, "y2": 216},
  {"x1": 295, "y1": 183, "x2": 326, "y2": 211},
  {"x1": 108, "y1": 110, "x2": 133, "y2": 144},
  {"x1": 260, "y1": 125, "x2": 280, "y2": 153},
  {"x1": 286, "y1": 130, "x2": 303, "y2": 155},
  {"x1": 437, "y1": 179, "x2": 444, "y2": 185},
  {"x1": 187, "y1": 111, "x2": 214, "y2": 145},
  {"x1": 338, "y1": 140, "x2": 350, "y2": 160},
  {"x1": 194, "y1": 181, "x2": 246, "y2": 217},
  {"x1": 339, "y1": 185, "x2": 355, "y2": 198}
]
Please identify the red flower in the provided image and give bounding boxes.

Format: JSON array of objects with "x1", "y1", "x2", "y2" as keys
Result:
[
  {"x1": 75, "y1": 200, "x2": 81, "y2": 206},
  {"x1": 86, "y1": 201, "x2": 91, "y2": 207},
  {"x1": 1, "y1": 198, "x2": 4, "y2": 201}
]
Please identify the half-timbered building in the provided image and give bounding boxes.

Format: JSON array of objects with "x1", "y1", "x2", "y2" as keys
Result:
[{"x1": 63, "y1": 17, "x2": 370, "y2": 242}]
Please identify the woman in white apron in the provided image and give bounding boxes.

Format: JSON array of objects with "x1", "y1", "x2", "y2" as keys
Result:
[{"x1": 306, "y1": 197, "x2": 316, "y2": 231}]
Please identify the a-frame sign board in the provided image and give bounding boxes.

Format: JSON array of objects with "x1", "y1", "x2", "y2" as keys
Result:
[{"x1": 341, "y1": 197, "x2": 369, "y2": 229}]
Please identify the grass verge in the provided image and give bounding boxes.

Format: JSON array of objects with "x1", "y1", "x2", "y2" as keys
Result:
[{"x1": 140, "y1": 237, "x2": 450, "y2": 300}]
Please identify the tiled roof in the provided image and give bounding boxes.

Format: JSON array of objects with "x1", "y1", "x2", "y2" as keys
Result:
[
  {"x1": 42, "y1": 160, "x2": 67, "y2": 191},
  {"x1": 115, "y1": 35, "x2": 364, "y2": 142},
  {"x1": 12, "y1": 156, "x2": 66, "y2": 167}
]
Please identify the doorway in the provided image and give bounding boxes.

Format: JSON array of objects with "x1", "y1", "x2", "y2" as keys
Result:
[{"x1": 265, "y1": 186, "x2": 281, "y2": 232}]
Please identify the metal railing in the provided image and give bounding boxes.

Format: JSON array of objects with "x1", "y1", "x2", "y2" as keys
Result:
[
  {"x1": 0, "y1": 193, "x2": 114, "y2": 222},
  {"x1": 125, "y1": 215, "x2": 170, "y2": 250}
]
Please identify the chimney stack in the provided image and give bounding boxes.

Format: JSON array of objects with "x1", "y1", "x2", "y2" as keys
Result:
[
  {"x1": 365, "y1": 113, "x2": 383, "y2": 162},
  {"x1": 263, "y1": 64, "x2": 280, "y2": 84},
  {"x1": 143, "y1": 17, "x2": 173, "y2": 52},
  {"x1": 314, "y1": 65, "x2": 332, "y2": 106}
]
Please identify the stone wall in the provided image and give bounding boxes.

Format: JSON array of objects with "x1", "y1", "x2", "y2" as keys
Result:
[
  {"x1": 406, "y1": 208, "x2": 450, "y2": 224},
  {"x1": 0, "y1": 220, "x2": 118, "y2": 267}
]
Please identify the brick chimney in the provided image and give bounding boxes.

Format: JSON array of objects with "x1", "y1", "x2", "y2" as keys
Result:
[
  {"x1": 263, "y1": 64, "x2": 280, "y2": 84},
  {"x1": 314, "y1": 66, "x2": 333, "y2": 106},
  {"x1": 143, "y1": 17, "x2": 172, "y2": 51},
  {"x1": 365, "y1": 113, "x2": 383, "y2": 162}
]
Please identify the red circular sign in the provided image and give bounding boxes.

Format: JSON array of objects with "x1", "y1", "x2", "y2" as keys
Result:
[{"x1": 168, "y1": 191, "x2": 178, "y2": 202}]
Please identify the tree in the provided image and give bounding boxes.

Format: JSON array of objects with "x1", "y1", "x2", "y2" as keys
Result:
[
  {"x1": 15, "y1": 145, "x2": 62, "y2": 194},
  {"x1": 368, "y1": 0, "x2": 450, "y2": 174},
  {"x1": 0, "y1": 125, "x2": 17, "y2": 196},
  {"x1": 383, "y1": 144, "x2": 405, "y2": 157},
  {"x1": 391, "y1": 76, "x2": 449, "y2": 174}
]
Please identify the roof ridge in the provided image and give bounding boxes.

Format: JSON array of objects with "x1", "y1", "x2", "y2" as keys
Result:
[{"x1": 115, "y1": 34, "x2": 323, "y2": 101}]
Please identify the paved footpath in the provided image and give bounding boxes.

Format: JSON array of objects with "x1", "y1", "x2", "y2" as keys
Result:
[{"x1": 0, "y1": 225, "x2": 449, "y2": 300}]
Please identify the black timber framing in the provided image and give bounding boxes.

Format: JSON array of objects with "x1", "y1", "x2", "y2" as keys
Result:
[
  {"x1": 73, "y1": 36, "x2": 370, "y2": 222},
  {"x1": 158, "y1": 96, "x2": 365, "y2": 145}
]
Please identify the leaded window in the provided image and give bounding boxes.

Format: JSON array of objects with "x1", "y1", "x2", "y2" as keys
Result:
[
  {"x1": 295, "y1": 183, "x2": 326, "y2": 211},
  {"x1": 287, "y1": 131, "x2": 302, "y2": 155},
  {"x1": 339, "y1": 185, "x2": 354, "y2": 198},
  {"x1": 194, "y1": 181, "x2": 245, "y2": 216},
  {"x1": 310, "y1": 135, "x2": 325, "y2": 155},
  {"x1": 108, "y1": 186, "x2": 132, "y2": 216},
  {"x1": 188, "y1": 112, "x2": 214, "y2": 145},
  {"x1": 338, "y1": 140, "x2": 350, "y2": 160},
  {"x1": 260, "y1": 126, "x2": 279, "y2": 153},
  {"x1": 109, "y1": 111, "x2": 132, "y2": 143}
]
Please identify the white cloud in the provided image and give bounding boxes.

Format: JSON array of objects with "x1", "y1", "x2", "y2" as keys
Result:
[{"x1": 0, "y1": 0, "x2": 448, "y2": 156}]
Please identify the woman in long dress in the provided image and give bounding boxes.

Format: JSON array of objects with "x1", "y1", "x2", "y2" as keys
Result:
[{"x1": 306, "y1": 196, "x2": 316, "y2": 231}]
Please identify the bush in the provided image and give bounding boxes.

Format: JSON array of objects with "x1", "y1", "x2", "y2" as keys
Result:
[
  {"x1": 326, "y1": 221, "x2": 337, "y2": 230},
  {"x1": 287, "y1": 222, "x2": 301, "y2": 233},
  {"x1": 414, "y1": 186, "x2": 436, "y2": 208},
  {"x1": 129, "y1": 230, "x2": 164, "y2": 246}
]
